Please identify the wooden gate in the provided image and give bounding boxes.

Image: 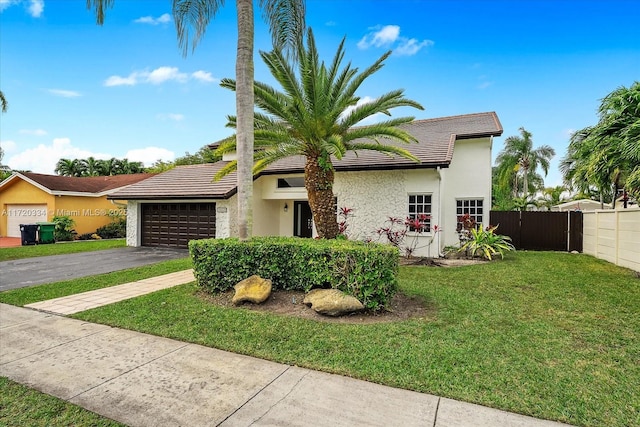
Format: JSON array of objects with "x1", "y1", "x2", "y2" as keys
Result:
[{"x1": 489, "y1": 211, "x2": 583, "y2": 252}]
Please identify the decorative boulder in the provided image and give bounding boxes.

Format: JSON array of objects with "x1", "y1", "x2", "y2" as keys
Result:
[
  {"x1": 303, "y1": 289, "x2": 364, "y2": 317},
  {"x1": 232, "y1": 275, "x2": 272, "y2": 305}
]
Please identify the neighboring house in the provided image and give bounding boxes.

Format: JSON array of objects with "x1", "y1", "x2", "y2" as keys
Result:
[
  {"x1": 0, "y1": 172, "x2": 153, "y2": 237},
  {"x1": 110, "y1": 112, "x2": 503, "y2": 256},
  {"x1": 551, "y1": 199, "x2": 612, "y2": 212}
]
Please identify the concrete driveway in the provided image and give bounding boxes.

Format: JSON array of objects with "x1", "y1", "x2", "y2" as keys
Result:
[{"x1": 0, "y1": 247, "x2": 189, "y2": 291}]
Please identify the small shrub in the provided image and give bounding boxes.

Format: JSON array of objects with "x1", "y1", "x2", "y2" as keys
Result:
[
  {"x1": 373, "y1": 215, "x2": 440, "y2": 258},
  {"x1": 189, "y1": 237, "x2": 399, "y2": 310},
  {"x1": 52, "y1": 215, "x2": 76, "y2": 241},
  {"x1": 458, "y1": 225, "x2": 515, "y2": 260},
  {"x1": 96, "y1": 215, "x2": 126, "y2": 239}
]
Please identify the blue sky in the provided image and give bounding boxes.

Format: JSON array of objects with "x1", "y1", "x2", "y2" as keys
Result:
[{"x1": 1, "y1": 0, "x2": 638, "y2": 188}]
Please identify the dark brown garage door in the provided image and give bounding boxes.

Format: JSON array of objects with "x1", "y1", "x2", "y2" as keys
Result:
[{"x1": 141, "y1": 203, "x2": 216, "y2": 248}]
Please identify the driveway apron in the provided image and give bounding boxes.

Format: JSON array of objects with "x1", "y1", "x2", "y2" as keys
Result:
[{"x1": 0, "y1": 247, "x2": 189, "y2": 291}]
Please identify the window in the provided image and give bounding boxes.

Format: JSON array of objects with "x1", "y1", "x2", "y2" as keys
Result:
[
  {"x1": 456, "y1": 199, "x2": 483, "y2": 228},
  {"x1": 277, "y1": 177, "x2": 305, "y2": 188},
  {"x1": 408, "y1": 194, "x2": 431, "y2": 232}
]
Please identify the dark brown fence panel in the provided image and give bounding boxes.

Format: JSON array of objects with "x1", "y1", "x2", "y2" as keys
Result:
[
  {"x1": 520, "y1": 211, "x2": 567, "y2": 251},
  {"x1": 490, "y1": 211, "x2": 521, "y2": 248},
  {"x1": 489, "y1": 211, "x2": 583, "y2": 252},
  {"x1": 569, "y1": 211, "x2": 583, "y2": 252}
]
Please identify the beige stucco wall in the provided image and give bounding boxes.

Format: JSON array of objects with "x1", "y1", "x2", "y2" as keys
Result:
[
  {"x1": 583, "y1": 208, "x2": 640, "y2": 272},
  {"x1": 440, "y1": 137, "x2": 492, "y2": 247}
]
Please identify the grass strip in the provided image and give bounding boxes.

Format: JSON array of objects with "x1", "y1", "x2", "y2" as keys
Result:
[
  {"x1": 0, "y1": 239, "x2": 126, "y2": 262},
  {"x1": 71, "y1": 252, "x2": 639, "y2": 427},
  {"x1": 0, "y1": 377, "x2": 124, "y2": 426},
  {"x1": 0, "y1": 257, "x2": 192, "y2": 306}
]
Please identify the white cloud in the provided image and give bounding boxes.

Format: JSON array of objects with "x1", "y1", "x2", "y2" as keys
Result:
[
  {"x1": 125, "y1": 147, "x2": 174, "y2": 166},
  {"x1": 0, "y1": 0, "x2": 17, "y2": 12},
  {"x1": 104, "y1": 66, "x2": 216, "y2": 87},
  {"x1": 147, "y1": 66, "x2": 188, "y2": 84},
  {"x1": 6, "y1": 138, "x2": 110, "y2": 174},
  {"x1": 1, "y1": 140, "x2": 18, "y2": 154},
  {"x1": 0, "y1": 0, "x2": 42, "y2": 16},
  {"x1": 157, "y1": 113, "x2": 185, "y2": 121},
  {"x1": 19, "y1": 129, "x2": 48, "y2": 136},
  {"x1": 104, "y1": 74, "x2": 138, "y2": 87},
  {"x1": 358, "y1": 25, "x2": 433, "y2": 56},
  {"x1": 134, "y1": 13, "x2": 171, "y2": 25},
  {"x1": 340, "y1": 96, "x2": 387, "y2": 125},
  {"x1": 395, "y1": 38, "x2": 434, "y2": 56},
  {"x1": 477, "y1": 81, "x2": 493, "y2": 90},
  {"x1": 191, "y1": 70, "x2": 217, "y2": 83},
  {"x1": 47, "y1": 89, "x2": 82, "y2": 98},
  {"x1": 358, "y1": 25, "x2": 400, "y2": 49},
  {"x1": 27, "y1": 0, "x2": 42, "y2": 17}
]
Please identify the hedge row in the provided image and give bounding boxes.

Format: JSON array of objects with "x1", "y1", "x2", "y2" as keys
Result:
[{"x1": 188, "y1": 236, "x2": 399, "y2": 310}]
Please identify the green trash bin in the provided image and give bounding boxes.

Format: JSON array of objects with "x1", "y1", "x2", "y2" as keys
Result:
[{"x1": 37, "y1": 222, "x2": 56, "y2": 244}]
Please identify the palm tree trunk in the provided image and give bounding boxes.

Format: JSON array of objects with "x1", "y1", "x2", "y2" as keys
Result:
[
  {"x1": 236, "y1": 0, "x2": 254, "y2": 240},
  {"x1": 304, "y1": 156, "x2": 339, "y2": 239}
]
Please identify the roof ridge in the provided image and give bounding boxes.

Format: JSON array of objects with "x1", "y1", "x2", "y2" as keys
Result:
[{"x1": 409, "y1": 111, "x2": 498, "y2": 124}]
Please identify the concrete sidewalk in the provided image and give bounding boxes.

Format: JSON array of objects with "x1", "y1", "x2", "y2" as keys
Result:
[{"x1": 0, "y1": 302, "x2": 572, "y2": 427}]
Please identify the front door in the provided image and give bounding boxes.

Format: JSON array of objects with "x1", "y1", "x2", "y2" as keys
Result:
[{"x1": 293, "y1": 201, "x2": 313, "y2": 238}]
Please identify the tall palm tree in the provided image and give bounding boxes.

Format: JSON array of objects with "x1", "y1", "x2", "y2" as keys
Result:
[
  {"x1": 496, "y1": 127, "x2": 555, "y2": 198},
  {"x1": 87, "y1": 0, "x2": 306, "y2": 240},
  {"x1": 215, "y1": 29, "x2": 424, "y2": 238}
]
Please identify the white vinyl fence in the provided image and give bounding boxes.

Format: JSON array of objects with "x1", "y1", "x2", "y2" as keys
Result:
[{"x1": 583, "y1": 208, "x2": 640, "y2": 272}]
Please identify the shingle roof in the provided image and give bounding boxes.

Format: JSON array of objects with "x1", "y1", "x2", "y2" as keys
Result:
[
  {"x1": 108, "y1": 163, "x2": 238, "y2": 200},
  {"x1": 3, "y1": 172, "x2": 154, "y2": 194},
  {"x1": 112, "y1": 112, "x2": 502, "y2": 200}
]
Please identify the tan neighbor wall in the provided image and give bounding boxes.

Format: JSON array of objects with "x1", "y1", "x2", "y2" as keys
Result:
[
  {"x1": 583, "y1": 208, "x2": 640, "y2": 272},
  {"x1": 0, "y1": 179, "x2": 56, "y2": 236},
  {"x1": 54, "y1": 195, "x2": 127, "y2": 235}
]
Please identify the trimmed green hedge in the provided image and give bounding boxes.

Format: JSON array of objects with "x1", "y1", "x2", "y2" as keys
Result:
[{"x1": 189, "y1": 236, "x2": 399, "y2": 310}]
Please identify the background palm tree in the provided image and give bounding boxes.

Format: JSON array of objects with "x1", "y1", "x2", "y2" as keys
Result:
[
  {"x1": 87, "y1": 0, "x2": 306, "y2": 240},
  {"x1": 495, "y1": 127, "x2": 555, "y2": 198},
  {"x1": 81, "y1": 157, "x2": 101, "y2": 176},
  {"x1": 538, "y1": 185, "x2": 568, "y2": 210},
  {"x1": 55, "y1": 158, "x2": 84, "y2": 177},
  {"x1": 215, "y1": 29, "x2": 423, "y2": 238},
  {"x1": 562, "y1": 82, "x2": 639, "y2": 203}
]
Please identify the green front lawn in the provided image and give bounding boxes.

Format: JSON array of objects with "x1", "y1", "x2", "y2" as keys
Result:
[
  {"x1": 0, "y1": 239, "x2": 126, "y2": 262},
  {"x1": 1, "y1": 251, "x2": 638, "y2": 426},
  {"x1": 0, "y1": 377, "x2": 124, "y2": 426}
]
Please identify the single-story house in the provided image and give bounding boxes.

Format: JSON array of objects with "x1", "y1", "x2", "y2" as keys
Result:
[
  {"x1": 109, "y1": 112, "x2": 503, "y2": 256},
  {"x1": 0, "y1": 172, "x2": 153, "y2": 237},
  {"x1": 551, "y1": 199, "x2": 612, "y2": 212}
]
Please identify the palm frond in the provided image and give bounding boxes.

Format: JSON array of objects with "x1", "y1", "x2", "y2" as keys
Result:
[
  {"x1": 213, "y1": 159, "x2": 238, "y2": 181},
  {"x1": 173, "y1": 0, "x2": 225, "y2": 56},
  {"x1": 260, "y1": 0, "x2": 305, "y2": 60},
  {"x1": 86, "y1": 0, "x2": 115, "y2": 25}
]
